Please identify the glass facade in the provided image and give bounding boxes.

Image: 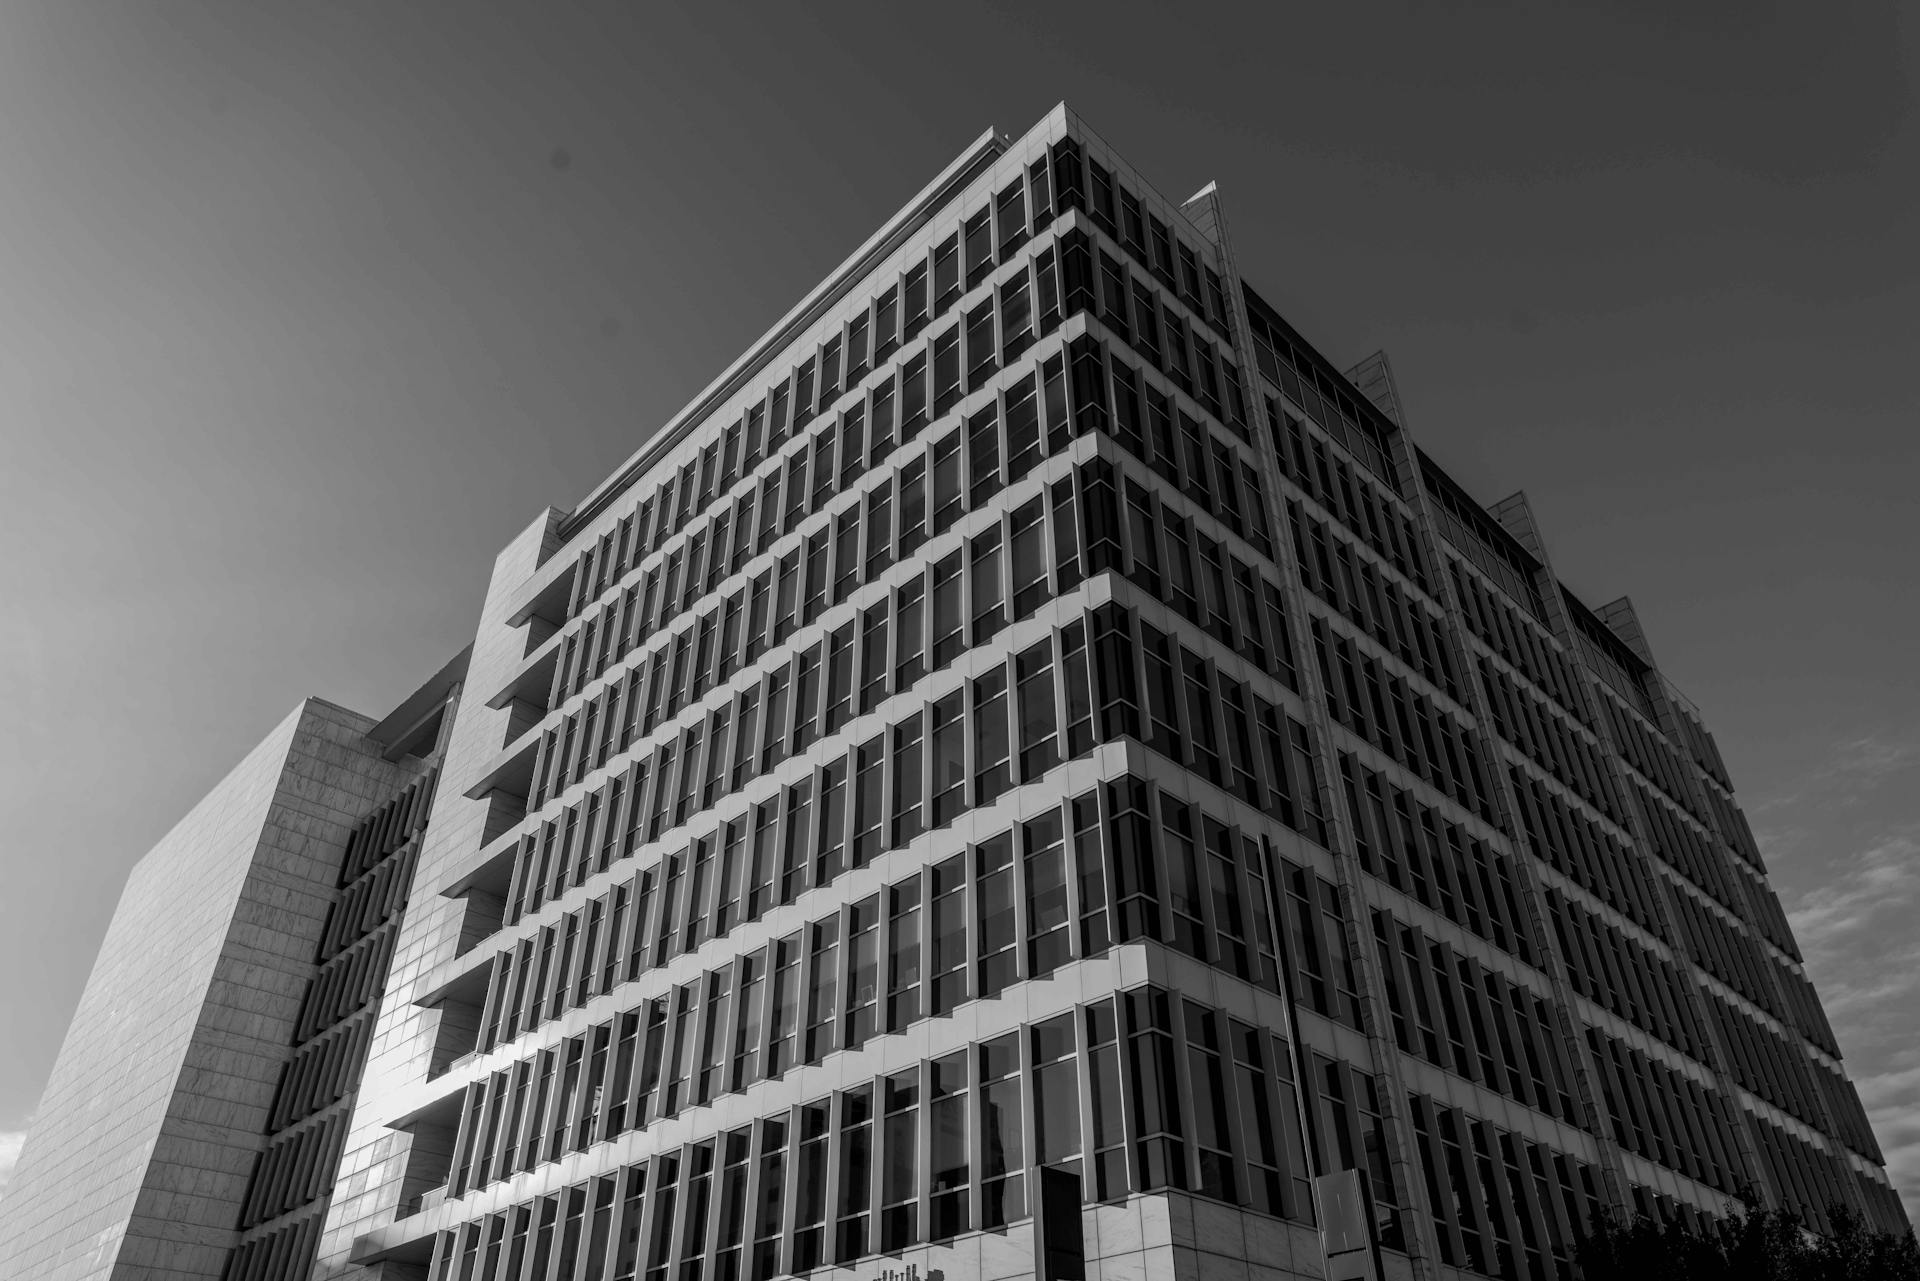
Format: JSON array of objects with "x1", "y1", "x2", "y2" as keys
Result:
[
  {"x1": 1, "y1": 104, "x2": 1886, "y2": 1281},
  {"x1": 300, "y1": 106, "x2": 1906, "y2": 1280}
]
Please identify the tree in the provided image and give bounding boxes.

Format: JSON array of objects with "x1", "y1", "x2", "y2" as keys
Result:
[{"x1": 1575, "y1": 1196, "x2": 1919, "y2": 1281}]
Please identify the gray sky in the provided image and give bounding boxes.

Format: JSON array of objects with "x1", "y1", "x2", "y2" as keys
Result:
[{"x1": 1, "y1": 0, "x2": 1914, "y2": 1220}]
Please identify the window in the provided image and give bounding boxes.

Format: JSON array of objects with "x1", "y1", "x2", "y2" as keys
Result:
[
  {"x1": 1036, "y1": 247, "x2": 1062, "y2": 334},
  {"x1": 731, "y1": 690, "x2": 759, "y2": 790},
  {"x1": 861, "y1": 601, "x2": 892, "y2": 714},
  {"x1": 1120, "y1": 189, "x2": 1147, "y2": 254},
  {"x1": 930, "y1": 855, "x2": 968, "y2": 1016},
  {"x1": 979, "y1": 1033, "x2": 1025, "y2": 1228},
  {"x1": 1165, "y1": 313, "x2": 1192, "y2": 392},
  {"x1": 1063, "y1": 619, "x2": 1096, "y2": 757},
  {"x1": 832, "y1": 509, "x2": 860, "y2": 607},
  {"x1": 852, "y1": 736, "x2": 883, "y2": 868},
  {"x1": 793, "y1": 359, "x2": 816, "y2": 432},
  {"x1": 966, "y1": 405, "x2": 1001, "y2": 508},
  {"x1": 968, "y1": 529, "x2": 1005, "y2": 645},
  {"x1": 965, "y1": 301, "x2": 996, "y2": 391},
  {"x1": 1178, "y1": 243, "x2": 1204, "y2": 310},
  {"x1": 845, "y1": 897, "x2": 881, "y2": 1052},
  {"x1": 1185, "y1": 1004, "x2": 1236, "y2": 1201},
  {"x1": 995, "y1": 179, "x2": 1027, "y2": 259},
  {"x1": 772, "y1": 552, "x2": 799, "y2": 644},
  {"x1": 863, "y1": 485, "x2": 893, "y2": 581},
  {"x1": 846, "y1": 311, "x2": 870, "y2": 384},
  {"x1": 744, "y1": 403, "x2": 768, "y2": 470},
  {"x1": 1004, "y1": 377, "x2": 1041, "y2": 483},
  {"x1": 1099, "y1": 252, "x2": 1129, "y2": 338},
  {"x1": 881, "y1": 1071, "x2": 919, "y2": 1250},
  {"x1": 1111, "y1": 779, "x2": 1159, "y2": 943},
  {"x1": 898, "y1": 455, "x2": 927, "y2": 555},
  {"x1": 930, "y1": 432, "x2": 963, "y2": 537},
  {"x1": 791, "y1": 650, "x2": 820, "y2": 753},
  {"x1": 1143, "y1": 625, "x2": 1182, "y2": 759},
  {"x1": 891, "y1": 718, "x2": 924, "y2": 845},
  {"x1": 731, "y1": 494, "x2": 756, "y2": 575},
  {"x1": 801, "y1": 531, "x2": 829, "y2": 628},
  {"x1": 1015, "y1": 639, "x2": 1060, "y2": 780},
  {"x1": 714, "y1": 1132, "x2": 752, "y2": 1280},
  {"x1": 838, "y1": 404, "x2": 865, "y2": 493},
  {"x1": 783, "y1": 452, "x2": 809, "y2": 534},
  {"x1": 714, "y1": 821, "x2": 743, "y2": 939},
  {"x1": 803, "y1": 919, "x2": 839, "y2": 1063},
  {"x1": 875, "y1": 287, "x2": 900, "y2": 362},
  {"x1": 1222, "y1": 681, "x2": 1259, "y2": 805},
  {"x1": 744, "y1": 580, "x2": 774, "y2": 673},
  {"x1": 1149, "y1": 215, "x2": 1175, "y2": 281},
  {"x1": 814, "y1": 758, "x2": 845, "y2": 886},
  {"x1": 1126, "y1": 989, "x2": 1187, "y2": 1190},
  {"x1": 1184, "y1": 653, "x2": 1221, "y2": 784},
  {"x1": 1162, "y1": 799, "x2": 1207, "y2": 959},
  {"x1": 1074, "y1": 792, "x2": 1109, "y2": 958},
  {"x1": 694, "y1": 976, "x2": 728, "y2": 1106},
  {"x1": 1125, "y1": 482, "x2": 1161, "y2": 595},
  {"x1": 1111, "y1": 360, "x2": 1143, "y2": 456},
  {"x1": 892, "y1": 581, "x2": 924, "y2": 692},
  {"x1": 1089, "y1": 160, "x2": 1116, "y2": 231},
  {"x1": 748, "y1": 682, "x2": 786, "y2": 789},
  {"x1": 1205, "y1": 266, "x2": 1229, "y2": 329},
  {"x1": 869, "y1": 376, "x2": 897, "y2": 466},
  {"x1": 824, "y1": 626, "x2": 854, "y2": 736},
  {"x1": 1000, "y1": 271, "x2": 1033, "y2": 364},
  {"x1": 929, "y1": 691, "x2": 965, "y2": 829},
  {"x1": 930, "y1": 554, "x2": 964, "y2": 671},
  {"x1": 765, "y1": 936, "x2": 798, "y2": 1076},
  {"x1": 655, "y1": 857, "x2": 684, "y2": 967},
  {"x1": 886, "y1": 881, "x2": 922, "y2": 1034},
  {"x1": 1088, "y1": 1002, "x2": 1126, "y2": 1199},
  {"x1": 1198, "y1": 536, "x2": 1232, "y2": 643},
  {"x1": 792, "y1": 1105, "x2": 828, "y2": 1271},
  {"x1": 932, "y1": 235, "x2": 960, "y2": 315},
  {"x1": 964, "y1": 208, "x2": 993, "y2": 290},
  {"x1": 903, "y1": 262, "x2": 929, "y2": 340},
  {"x1": 779, "y1": 779, "x2": 812, "y2": 907},
  {"x1": 932, "y1": 327, "x2": 961, "y2": 418},
  {"x1": 835, "y1": 1085, "x2": 874, "y2": 1263},
  {"x1": 975, "y1": 833, "x2": 1017, "y2": 999},
  {"x1": 929, "y1": 1051, "x2": 969, "y2": 1239},
  {"x1": 1024, "y1": 810, "x2": 1069, "y2": 978}
]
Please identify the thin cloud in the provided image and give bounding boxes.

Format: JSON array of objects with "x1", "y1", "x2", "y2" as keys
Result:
[
  {"x1": 1758, "y1": 731, "x2": 1919, "y2": 816},
  {"x1": 1818, "y1": 735, "x2": 1917, "y2": 813},
  {"x1": 1785, "y1": 828, "x2": 1920, "y2": 969},
  {"x1": 1780, "y1": 827, "x2": 1920, "y2": 1223},
  {"x1": 1851, "y1": 1056, "x2": 1920, "y2": 1225},
  {"x1": 1824, "y1": 733, "x2": 1917, "y2": 786}
]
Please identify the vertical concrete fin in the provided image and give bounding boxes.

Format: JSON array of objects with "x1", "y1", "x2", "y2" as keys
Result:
[
  {"x1": 1344, "y1": 350, "x2": 1409, "y2": 430},
  {"x1": 1596, "y1": 595, "x2": 1656, "y2": 667},
  {"x1": 1181, "y1": 181, "x2": 1222, "y2": 240},
  {"x1": 1489, "y1": 491, "x2": 1547, "y2": 562}
]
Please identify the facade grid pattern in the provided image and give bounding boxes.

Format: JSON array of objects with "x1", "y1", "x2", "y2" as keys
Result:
[
  {"x1": 333, "y1": 107, "x2": 1902, "y2": 1281},
  {"x1": 6, "y1": 104, "x2": 1897, "y2": 1281}
]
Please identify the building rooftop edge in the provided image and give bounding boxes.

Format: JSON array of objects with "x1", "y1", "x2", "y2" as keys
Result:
[{"x1": 368, "y1": 645, "x2": 473, "y2": 747}]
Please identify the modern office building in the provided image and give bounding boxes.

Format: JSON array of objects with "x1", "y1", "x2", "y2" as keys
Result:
[{"x1": 0, "y1": 104, "x2": 1906, "y2": 1281}]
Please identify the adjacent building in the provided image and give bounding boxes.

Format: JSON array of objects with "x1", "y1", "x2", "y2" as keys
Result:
[
  {"x1": 0, "y1": 662, "x2": 465, "y2": 1281},
  {"x1": 0, "y1": 104, "x2": 1905, "y2": 1281}
]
